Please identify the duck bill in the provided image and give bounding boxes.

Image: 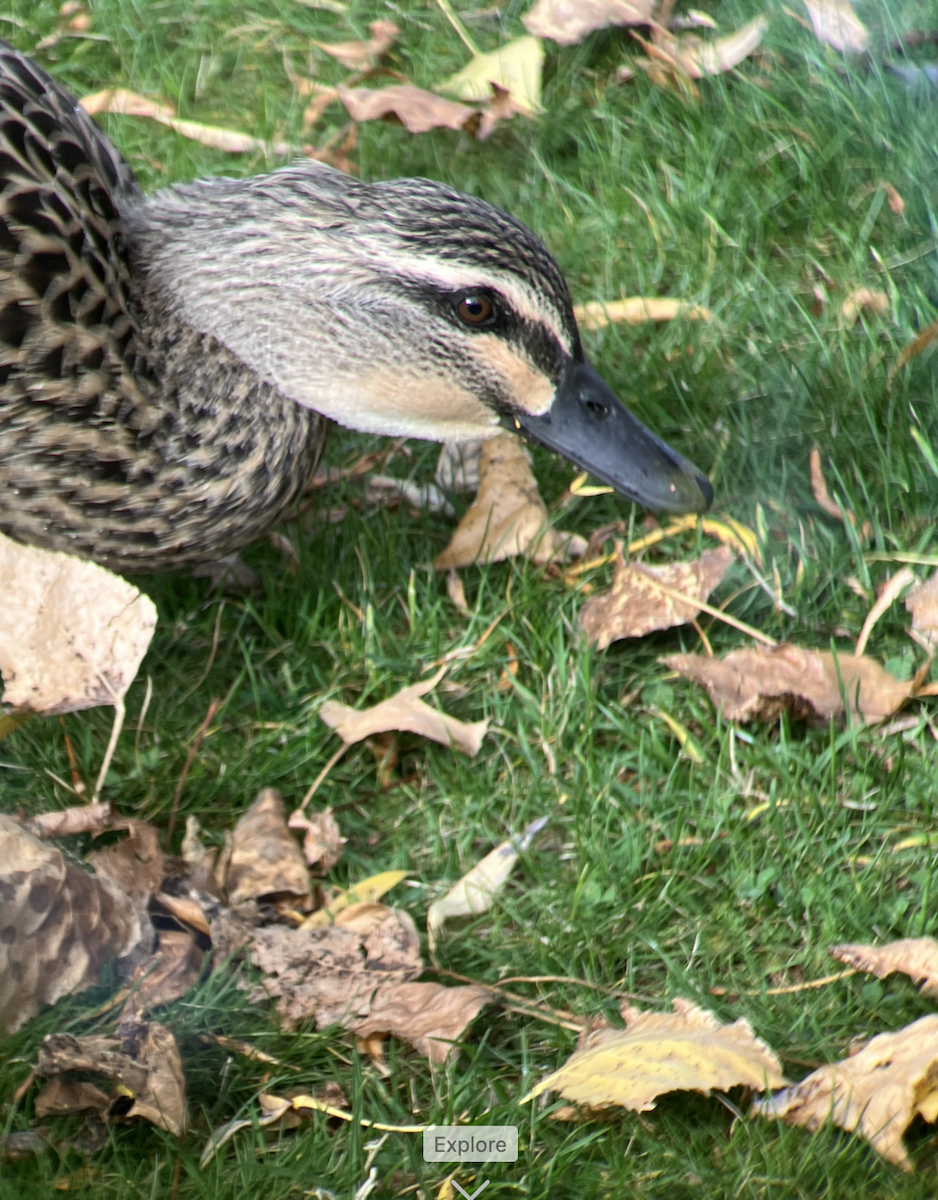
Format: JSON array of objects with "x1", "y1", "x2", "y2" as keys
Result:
[{"x1": 512, "y1": 359, "x2": 713, "y2": 514}]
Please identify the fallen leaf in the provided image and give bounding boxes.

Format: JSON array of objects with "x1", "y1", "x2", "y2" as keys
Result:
[
  {"x1": 800, "y1": 0, "x2": 869, "y2": 52},
  {"x1": 439, "y1": 35, "x2": 544, "y2": 116},
  {"x1": 80, "y1": 89, "x2": 291, "y2": 154},
  {"x1": 663, "y1": 644, "x2": 914, "y2": 724},
  {"x1": 754, "y1": 1015, "x2": 938, "y2": 1170},
  {"x1": 122, "y1": 929, "x2": 205, "y2": 1017},
  {"x1": 809, "y1": 447, "x2": 868, "y2": 536},
  {"x1": 225, "y1": 788, "x2": 312, "y2": 908},
  {"x1": 435, "y1": 433, "x2": 579, "y2": 569},
  {"x1": 579, "y1": 544, "x2": 734, "y2": 650},
  {"x1": 301, "y1": 870, "x2": 408, "y2": 929},
  {"x1": 86, "y1": 820, "x2": 165, "y2": 901},
  {"x1": 311, "y1": 19, "x2": 399, "y2": 70},
  {"x1": 353, "y1": 981, "x2": 490, "y2": 1064},
  {"x1": 34, "y1": 1078, "x2": 110, "y2": 1118},
  {"x1": 906, "y1": 570, "x2": 938, "y2": 650},
  {"x1": 840, "y1": 287, "x2": 889, "y2": 324},
  {"x1": 676, "y1": 14, "x2": 771, "y2": 76},
  {"x1": 573, "y1": 298, "x2": 713, "y2": 329},
  {"x1": 427, "y1": 817, "x2": 546, "y2": 951},
  {"x1": 35, "y1": 1017, "x2": 186, "y2": 1138},
  {"x1": 829, "y1": 938, "x2": 938, "y2": 999},
  {"x1": 883, "y1": 183, "x2": 905, "y2": 215},
  {"x1": 0, "y1": 533, "x2": 156, "y2": 716},
  {"x1": 23, "y1": 802, "x2": 112, "y2": 839},
  {"x1": 212, "y1": 905, "x2": 422, "y2": 1028},
  {"x1": 287, "y1": 806, "x2": 346, "y2": 870},
  {"x1": 319, "y1": 667, "x2": 488, "y2": 756},
  {"x1": 522, "y1": 998, "x2": 786, "y2": 1109},
  {"x1": 523, "y1": 0, "x2": 655, "y2": 45},
  {"x1": 0, "y1": 816, "x2": 142, "y2": 1033},
  {"x1": 446, "y1": 570, "x2": 470, "y2": 615},
  {"x1": 337, "y1": 83, "x2": 477, "y2": 134}
]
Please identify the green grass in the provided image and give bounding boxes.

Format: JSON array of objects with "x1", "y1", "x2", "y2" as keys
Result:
[{"x1": 4, "y1": 0, "x2": 938, "y2": 1195}]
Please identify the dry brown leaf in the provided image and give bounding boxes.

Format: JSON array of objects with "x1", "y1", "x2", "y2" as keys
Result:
[
  {"x1": 319, "y1": 667, "x2": 488, "y2": 756},
  {"x1": 663, "y1": 644, "x2": 914, "y2": 724},
  {"x1": 287, "y1": 806, "x2": 346, "y2": 870},
  {"x1": 0, "y1": 815, "x2": 142, "y2": 1033},
  {"x1": 754, "y1": 1015, "x2": 938, "y2": 1170},
  {"x1": 435, "y1": 433, "x2": 580, "y2": 569},
  {"x1": 580, "y1": 544, "x2": 734, "y2": 650},
  {"x1": 830, "y1": 938, "x2": 938, "y2": 999},
  {"x1": 801, "y1": 0, "x2": 868, "y2": 52},
  {"x1": 573, "y1": 298, "x2": 713, "y2": 329},
  {"x1": 523, "y1": 0, "x2": 655, "y2": 45},
  {"x1": 0, "y1": 533, "x2": 156, "y2": 716},
  {"x1": 840, "y1": 287, "x2": 889, "y2": 324},
  {"x1": 86, "y1": 820, "x2": 165, "y2": 900},
  {"x1": 212, "y1": 904, "x2": 422, "y2": 1029},
  {"x1": 337, "y1": 83, "x2": 477, "y2": 134},
  {"x1": 523, "y1": 998, "x2": 786, "y2": 1109},
  {"x1": 906, "y1": 570, "x2": 938, "y2": 650},
  {"x1": 34, "y1": 1078, "x2": 110, "y2": 1118},
  {"x1": 311, "y1": 19, "x2": 399, "y2": 70},
  {"x1": 80, "y1": 89, "x2": 291, "y2": 155},
  {"x1": 439, "y1": 35, "x2": 543, "y2": 117},
  {"x1": 353, "y1": 981, "x2": 490, "y2": 1064},
  {"x1": 225, "y1": 788, "x2": 312, "y2": 907},
  {"x1": 122, "y1": 929, "x2": 205, "y2": 1017},
  {"x1": 23, "y1": 802, "x2": 112, "y2": 840},
  {"x1": 676, "y1": 14, "x2": 771, "y2": 76},
  {"x1": 35, "y1": 1017, "x2": 186, "y2": 1138}
]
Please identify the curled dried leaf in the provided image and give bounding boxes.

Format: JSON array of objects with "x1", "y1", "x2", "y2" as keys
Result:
[
  {"x1": 829, "y1": 938, "x2": 938, "y2": 999},
  {"x1": 906, "y1": 570, "x2": 938, "y2": 650},
  {"x1": 800, "y1": 0, "x2": 869, "y2": 52},
  {"x1": 287, "y1": 806, "x2": 346, "y2": 870},
  {"x1": 225, "y1": 789, "x2": 312, "y2": 907},
  {"x1": 337, "y1": 83, "x2": 476, "y2": 134},
  {"x1": 353, "y1": 981, "x2": 490, "y2": 1064},
  {"x1": 523, "y1": 0, "x2": 654, "y2": 45},
  {"x1": 311, "y1": 19, "x2": 399, "y2": 71}
]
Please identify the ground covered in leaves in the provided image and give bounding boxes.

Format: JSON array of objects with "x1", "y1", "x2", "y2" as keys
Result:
[{"x1": 5, "y1": 0, "x2": 938, "y2": 1196}]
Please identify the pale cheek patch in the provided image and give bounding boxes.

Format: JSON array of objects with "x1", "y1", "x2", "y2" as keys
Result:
[{"x1": 475, "y1": 336, "x2": 555, "y2": 416}]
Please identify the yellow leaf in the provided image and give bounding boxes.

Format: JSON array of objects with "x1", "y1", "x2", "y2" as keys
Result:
[
  {"x1": 300, "y1": 870, "x2": 408, "y2": 929},
  {"x1": 439, "y1": 35, "x2": 544, "y2": 116}
]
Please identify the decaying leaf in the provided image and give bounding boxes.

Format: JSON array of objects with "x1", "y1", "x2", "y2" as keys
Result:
[
  {"x1": 573, "y1": 298, "x2": 712, "y2": 329},
  {"x1": 754, "y1": 1015, "x2": 938, "y2": 1170},
  {"x1": 800, "y1": 0, "x2": 869, "y2": 53},
  {"x1": 23, "y1": 802, "x2": 113, "y2": 840},
  {"x1": 523, "y1": 998, "x2": 786, "y2": 1110},
  {"x1": 829, "y1": 938, "x2": 938, "y2": 999},
  {"x1": 906, "y1": 571, "x2": 938, "y2": 651},
  {"x1": 439, "y1": 35, "x2": 544, "y2": 116},
  {"x1": 427, "y1": 817, "x2": 546, "y2": 951},
  {"x1": 287, "y1": 806, "x2": 346, "y2": 870},
  {"x1": 86, "y1": 820, "x2": 165, "y2": 901},
  {"x1": 337, "y1": 83, "x2": 477, "y2": 134},
  {"x1": 301, "y1": 870, "x2": 408, "y2": 930},
  {"x1": 80, "y1": 88, "x2": 291, "y2": 154},
  {"x1": 353, "y1": 981, "x2": 490, "y2": 1064},
  {"x1": 435, "y1": 433, "x2": 583, "y2": 570},
  {"x1": 35, "y1": 1018, "x2": 186, "y2": 1138},
  {"x1": 579, "y1": 544, "x2": 734, "y2": 650},
  {"x1": 523, "y1": 0, "x2": 655, "y2": 45},
  {"x1": 319, "y1": 667, "x2": 488, "y2": 756},
  {"x1": 122, "y1": 929, "x2": 205, "y2": 1017},
  {"x1": 840, "y1": 287, "x2": 889, "y2": 324},
  {"x1": 225, "y1": 788, "x2": 312, "y2": 907},
  {"x1": 676, "y1": 14, "x2": 771, "y2": 77},
  {"x1": 663, "y1": 643, "x2": 914, "y2": 724},
  {"x1": 311, "y1": 19, "x2": 399, "y2": 70},
  {"x1": 212, "y1": 904, "x2": 422, "y2": 1029},
  {"x1": 0, "y1": 533, "x2": 156, "y2": 716},
  {"x1": 0, "y1": 816, "x2": 142, "y2": 1033}
]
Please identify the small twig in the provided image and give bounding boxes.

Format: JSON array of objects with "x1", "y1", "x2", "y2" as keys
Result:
[
  {"x1": 298, "y1": 741, "x2": 349, "y2": 813},
  {"x1": 179, "y1": 602, "x2": 225, "y2": 702},
  {"x1": 855, "y1": 567, "x2": 915, "y2": 657},
  {"x1": 167, "y1": 697, "x2": 220, "y2": 840},
  {"x1": 134, "y1": 674, "x2": 153, "y2": 768},
  {"x1": 710, "y1": 968, "x2": 857, "y2": 998},
  {"x1": 59, "y1": 715, "x2": 86, "y2": 795},
  {"x1": 92, "y1": 698, "x2": 126, "y2": 804}
]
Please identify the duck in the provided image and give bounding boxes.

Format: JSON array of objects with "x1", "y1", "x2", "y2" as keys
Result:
[{"x1": 0, "y1": 41, "x2": 712, "y2": 576}]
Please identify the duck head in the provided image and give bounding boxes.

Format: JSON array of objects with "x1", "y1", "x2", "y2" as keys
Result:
[{"x1": 129, "y1": 162, "x2": 712, "y2": 514}]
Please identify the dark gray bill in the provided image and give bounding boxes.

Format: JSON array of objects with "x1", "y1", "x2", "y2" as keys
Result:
[{"x1": 512, "y1": 358, "x2": 712, "y2": 514}]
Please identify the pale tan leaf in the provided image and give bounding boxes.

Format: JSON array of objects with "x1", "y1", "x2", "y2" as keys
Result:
[
  {"x1": 86, "y1": 820, "x2": 165, "y2": 900},
  {"x1": 840, "y1": 287, "x2": 889, "y2": 324},
  {"x1": 663, "y1": 644, "x2": 913, "y2": 724},
  {"x1": 319, "y1": 668, "x2": 488, "y2": 756},
  {"x1": 435, "y1": 433, "x2": 576, "y2": 569},
  {"x1": 523, "y1": 0, "x2": 655, "y2": 45},
  {"x1": 23, "y1": 802, "x2": 112, "y2": 839},
  {"x1": 287, "y1": 806, "x2": 346, "y2": 870},
  {"x1": 801, "y1": 0, "x2": 869, "y2": 52},
  {"x1": 34, "y1": 1078, "x2": 110, "y2": 1118},
  {"x1": 0, "y1": 533, "x2": 156, "y2": 716},
  {"x1": 830, "y1": 938, "x2": 938, "y2": 999},
  {"x1": 152, "y1": 891, "x2": 211, "y2": 936},
  {"x1": 523, "y1": 998, "x2": 786, "y2": 1109},
  {"x1": 573, "y1": 298, "x2": 712, "y2": 329},
  {"x1": 122, "y1": 929, "x2": 205, "y2": 1017},
  {"x1": 337, "y1": 83, "x2": 477, "y2": 134},
  {"x1": 79, "y1": 87, "x2": 175, "y2": 119},
  {"x1": 439, "y1": 35, "x2": 544, "y2": 116},
  {"x1": 427, "y1": 817, "x2": 546, "y2": 950},
  {"x1": 580, "y1": 544, "x2": 734, "y2": 649},
  {"x1": 225, "y1": 788, "x2": 312, "y2": 907},
  {"x1": 754, "y1": 1015, "x2": 938, "y2": 1170},
  {"x1": 36, "y1": 1017, "x2": 186, "y2": 1137},
  {"x1": 0, "y1": 816, "x2": 142, "y2": 1033},
  {"x1": 677, "y1": 15, "x2": 770, "y2": 76},
  {"x1": 906, "y1": 570, "x2": 938, "y2": 650},
  {"x1": 353, "y1": 982, "x2": 490, "y2": 1064},
  {"x1": 446, "y1": 570, "x2": 470, "y2": 615},
  {"x1": 311, "y1": 19, "x2": 399, "y2": 71}
]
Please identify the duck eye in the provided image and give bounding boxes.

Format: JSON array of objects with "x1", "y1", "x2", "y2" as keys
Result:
[{"x1": 456, "y1": 294, "x2": 495, "y2": 326}]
